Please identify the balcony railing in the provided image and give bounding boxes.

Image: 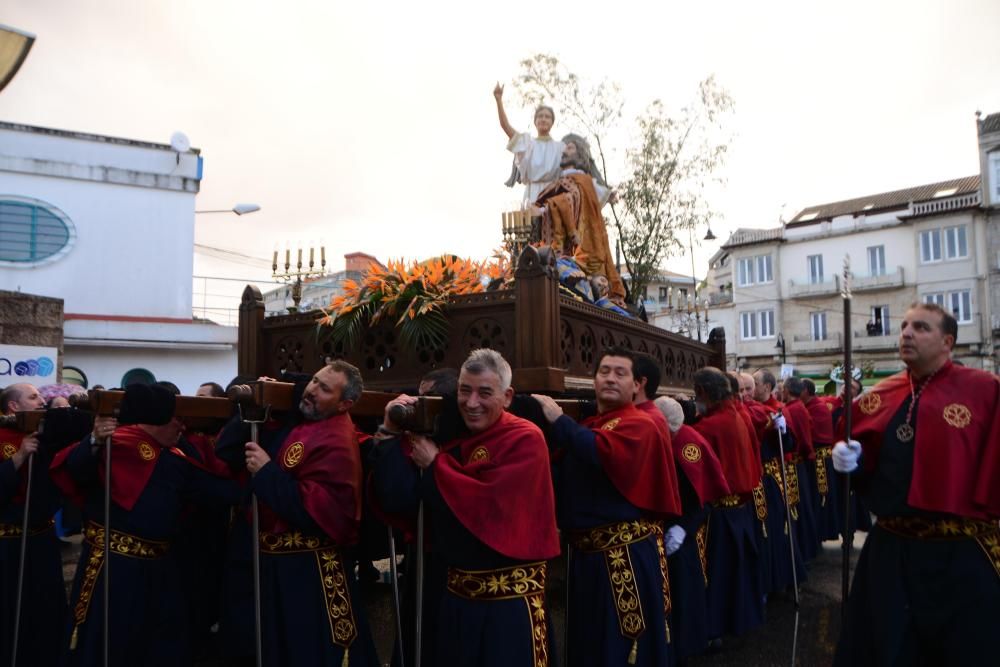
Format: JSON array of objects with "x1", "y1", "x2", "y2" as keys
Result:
[
  {"x1": 853, "y1": 329, "x2": 896, "y2": 351},
  {"x1": 708, "y1": 291, "x2": 733, "y2": 306},
  {"x1": 851, "y1": 267, "x2": 905, "y2": 291},
  {"x1": 788, "y1": 275, "x2": 840, "y2": 298},
  {"x1": 910, "y1": 191, "x2": 981, "y2": 216},
  {"x1": 791, "y1": 332, "x2": 843, "y2": 353}
]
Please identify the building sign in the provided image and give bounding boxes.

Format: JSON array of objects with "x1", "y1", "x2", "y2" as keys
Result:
[{"x1": 0, "y1": 344, "x2": 58, "y2": 387}]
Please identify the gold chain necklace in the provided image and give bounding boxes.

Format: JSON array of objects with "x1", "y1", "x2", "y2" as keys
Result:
[{"x1": 896, "y1": 369, "x2": 937, "y2": 443}]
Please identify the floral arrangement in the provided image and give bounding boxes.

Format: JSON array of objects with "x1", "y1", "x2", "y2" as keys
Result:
[{"x1": 318, "y1": 253, "x2": 511, "y2": 350}]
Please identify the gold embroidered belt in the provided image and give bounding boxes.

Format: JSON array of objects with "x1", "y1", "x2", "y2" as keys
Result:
[
  {"x1": 764, "y1": 458, "x2": 798, "y2": 530},
  {"x1": 259, "y1": 531, "x2": 358, "y2": 655},
  {"x1": 650, "y1": 524, "x2": 673, "y2": 644},
  {"x1": 447, "y1": 562, "x2": 550, "y2": 667},
  {"x1": 70, "y1": 522, "x2": 170, "y2": 650},
  {"x1": 567, "y1": 519, "x2": 658, "y2": 664},
  {"x1": 751, "y1": 482, "x2": 768, "y2": 536},
  {"x1": 565, "y1": 519, "x2": 657, "y2": 553},
  {"x1": 714, "y1": 493, "x2": 745, "y2": 509},
  {"x1": 0, "y1": 518, "x2": 54, "y2": 538},
  {"x1": 877, "y1": 516, "x2": 1000, "y2": 580},
  {"x1": 784, "y1": 458, "x2": 801, "y2": 518},
  {"x1": 814, "y1": 447, "x2": 832, "y2": 500},
  {"x1": 259, "y1": 530, "x2": 334, "y2": 553}
]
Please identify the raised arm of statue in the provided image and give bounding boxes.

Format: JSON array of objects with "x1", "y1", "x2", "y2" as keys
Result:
[{"x1": 494, "y1": 83, "x2": 516, "y2": 139}]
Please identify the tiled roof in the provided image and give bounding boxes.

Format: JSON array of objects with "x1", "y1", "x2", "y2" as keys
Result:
[
  {"x1": 980, "y1": 112, "x2": 1000, "y2": 135},
  {"x1": 787, "y1": 176, "x2": 980, "y2": 226},
  {"x1": 720, "y1": 227, "x2": 784, "y2": 249}
]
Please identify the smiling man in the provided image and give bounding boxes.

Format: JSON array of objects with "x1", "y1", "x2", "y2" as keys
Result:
[
  {"x1": 833, "y1": 302, "x2": 1000, "y2": 665},
  {"x1": 534, "y1": 346, "x2": 680, "y2": 667},
  {"x1": 374, "y1": 349, "x2": 560, "y2": 667}
]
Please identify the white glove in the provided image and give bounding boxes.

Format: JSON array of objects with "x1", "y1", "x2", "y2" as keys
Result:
[
  {"x1": 772, "y1": 413, "x2": 787, "y2": 434},
  {"x1": 832, "y1": 440, "x2": 862, "y2": 473},
  {"x1": 665, "y1": 525, "x2": 686, "y2": 556}
]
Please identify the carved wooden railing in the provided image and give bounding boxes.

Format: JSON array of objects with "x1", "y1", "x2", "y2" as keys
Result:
[{"x1": 238, "y1": 247, "x2": 726, "y2": 394}]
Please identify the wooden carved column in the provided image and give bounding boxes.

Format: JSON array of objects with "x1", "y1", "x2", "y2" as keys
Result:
[
  {"x1": 238, "y1": 284, "x2": 266, "y2": 378},
  {"x1": 512, "y1": 246, "x2": 566, "y2": 392}
]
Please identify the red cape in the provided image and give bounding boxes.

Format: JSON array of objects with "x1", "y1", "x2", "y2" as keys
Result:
[
  {"x1": 742, "y1": 399, "x2": 772, "y2": 441},
  {"x1": 50, "y1": 425, "x2": 206, "y2": 511},
  {"x1": 784, "y1": 399, "x2": 815, "y2": 460},
  {"x1": 847, "y1": 361, "x2": 1000, "y2": 520},
  {"x1": 260, "y1": 413, "x2": 362, "y2": 545},
  {"x1": 0, "y1": 428, "x2": 28, "y2": 503},
  {"x1": 804, "y1": 396, "x2": 835, "y2": 445},
  {"x1": 434, "y1": 411, "x2": 560, "y2": 560},
  {"x1": 693, "y1": 401, "x2": 762, "y2": 495},
  {"x1": 733, "y1": 399, "x2": 762, "y2": 462},
  {"x1": 635, "y1": 401, "x2": 730, "y2": 505},
  {"x1": 185, "y1": 431, "x2": 232, "y2": 477},
  {"x1": 583, "y1": 403, "x2": 681, "y2": 517}
]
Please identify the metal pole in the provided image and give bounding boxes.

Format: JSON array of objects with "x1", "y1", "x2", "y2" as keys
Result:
[
  {"x1": 414, "y1": 495, "x2": 425, "y2": 667},
  {"x1": 840, "y1": 256, "x2": 855, "y2": 634},
  {"x1": 387, "y1": 527, "x2": 405, "y2": 667},
  {"x1": 9, "y1": 451, "x2": 33, "y2": 667},
  {"x1": 774, "y1": 422, "x2": 800, "y2": 607},
  {"x1": 249, "y1": 422, "x2": 263, "y2": 667},
  {"x1": 103, "y1": 434, "x2": 111, "y2": 667},
  {"x1": 564, "y1": 545, "x2": 572, "y2": 667},
  {"x1": 689, "y1": 227, "x2": 701, "y2": 343}
]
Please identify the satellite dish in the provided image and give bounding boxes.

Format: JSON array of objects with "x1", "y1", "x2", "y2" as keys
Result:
[{"x1": 170, "y1": 131, "x2": 191, "y2": 153}]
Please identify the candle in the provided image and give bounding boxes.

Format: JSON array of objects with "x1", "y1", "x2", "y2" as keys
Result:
[
  {"x1": 285, "y1": 248, "x2": 290, "y2": 269},
  {"x1": 297, "y1": 247, "x2": 303, "y2": 268},
  {"x1": 309, "y1": 247, "x2": 315, "y2": 267},
  {"x1": 272, "y1": 250, "x2": 277, "y2": 271},
  {"x1": 321, "y1": 246, "x2": 326, "y2": 265}
]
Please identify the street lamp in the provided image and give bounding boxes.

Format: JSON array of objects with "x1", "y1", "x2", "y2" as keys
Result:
[
  {"x1": 195, "y1": 203, "x2": 261, "y2": 216},
  {"x1": 687, "y1": 224, "x2": 719, "y2": 342},
  {"x1": 0, "y1": 24, "x2": 35, "y2": 94}
]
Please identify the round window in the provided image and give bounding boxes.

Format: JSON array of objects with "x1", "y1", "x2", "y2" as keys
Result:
[{"x1": 0, "y1": 197, "x2": 75, "y2": 265}]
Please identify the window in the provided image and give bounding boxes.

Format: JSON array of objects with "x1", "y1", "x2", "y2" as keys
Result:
[
  {"x1": 923, "y1": 292, "x2": 944, "y2": 306},
  {"x1": 991, "y1": 153, "x2": 1000, "y2": 204},
  {"x1": 807, "y1": 254, "x2": 824, "y2": 284},
  {"x1": 920, "y1": 229, "x2": 942, "y2": 263},
  {"x1": 759, "y1": 310, "x2": 775, "y2": 338},
  {"x1": 867, "y1": 245, "x2": 886, "y2": 276},
  {"x1": 944, "y1": 225, "x2": 968, "y2": 259},
  {"x1": 739, "y1": 310, "x2": 774, "y2": 340},
  {"x1": 810, "y1": 312, "x2": 827, "y2": 341},
  {"x1": 870, "y1": 305, "x2": 890, "y2": 335},
  {"x1": 737, "y1": 254, "x2": 773, "y2": 286},
  {"x1": 949, "y1": 290, "x2": 972, "y2": 323},
  {"x1": 0, "y1": 199, "x2": 73, "y2": 263},
  {"x1": 659, "y1": 287, "x2": 668, "y2": 301}
]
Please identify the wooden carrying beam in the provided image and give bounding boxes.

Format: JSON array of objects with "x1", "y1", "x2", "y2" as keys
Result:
[{"x1": 0, "y1": 410, "x2": 45, "y2": 433}]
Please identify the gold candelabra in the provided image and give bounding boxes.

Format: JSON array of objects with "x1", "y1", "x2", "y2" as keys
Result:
[{"x1": 272, "y1": 244, "x2": 327, "y2": 313}]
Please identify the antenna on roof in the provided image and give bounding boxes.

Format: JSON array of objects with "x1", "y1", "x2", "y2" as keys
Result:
[{"x1": 169, "y1": 131, "x2": 191, "y2": 165}]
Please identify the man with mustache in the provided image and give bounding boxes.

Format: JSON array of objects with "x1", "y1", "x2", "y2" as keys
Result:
[
  {"x1": 833, "y1": 302, "x2": 1000, "y2": 665},
  {"x1": 242, "y1": 360, "x2": 378, "y2": 667}
]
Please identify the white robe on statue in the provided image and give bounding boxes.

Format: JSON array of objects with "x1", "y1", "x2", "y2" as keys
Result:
[{"x1": 507, "y1": 132, "x2": 564, "y2": 205}]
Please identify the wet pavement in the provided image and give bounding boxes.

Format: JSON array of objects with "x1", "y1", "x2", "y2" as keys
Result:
[{"x1": 59, "y1": 532, "x2": 864, "y2": 667}]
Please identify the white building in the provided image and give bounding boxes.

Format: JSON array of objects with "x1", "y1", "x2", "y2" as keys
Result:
[
  {"x1": 707, "y1": 174, "x2": 991, "y2": 376},
  {"x1": 0, "y1": 122, "x2": 237, "y2": 392}
]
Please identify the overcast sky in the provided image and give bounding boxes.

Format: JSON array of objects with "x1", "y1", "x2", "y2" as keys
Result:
[{"x1": 4, "y1": 0, "x2": 1000, "y2": 316}]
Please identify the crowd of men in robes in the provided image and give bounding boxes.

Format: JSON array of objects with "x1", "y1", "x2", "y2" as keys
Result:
[{"x1": 1, "y1": 300, "x2": 998, "y2": 666}]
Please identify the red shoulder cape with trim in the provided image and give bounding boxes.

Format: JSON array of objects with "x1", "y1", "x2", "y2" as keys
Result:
[
  {"x1": 434, "y1": 411, "x2": 560, "y2": 560},
  {"x1": 732, "y1": 399, "x2": 762, "y2": 462},
  {"x1": 582, "y1": 403, "x2": 681, "y2": 517},
  {"x1": 261, "y1": 413, "x2": 363, "y2": 545},
  {"x1": 49, "y1": 425, "x2": 209, "y2": 511},
  {"x1": 846, "y1": 361, "x2": 1000, "y2": 519},
  {"x1": 804, "y1": 396, "x2": 835, "y2": 445},
  {"x1": 784, "y1": 399, "x2": 815, "y2": 460},
  {"x1": 636, "y1": 401, "x2": 730, "y2": 504},
  {"x1": 743, "y1": 399, "x2": 772, "y2": 441},
  {"x1": 0, "y1": 428, "x2": 28, "y2": 503},
  {"x1": 693, "y1": 401, "x2": 762, "y2": 495}
]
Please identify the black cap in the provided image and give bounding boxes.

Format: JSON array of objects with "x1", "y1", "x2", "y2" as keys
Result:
[{"x1": 118, "y1": 384, "x2": 176, "y2": 426}]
